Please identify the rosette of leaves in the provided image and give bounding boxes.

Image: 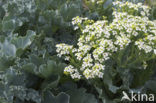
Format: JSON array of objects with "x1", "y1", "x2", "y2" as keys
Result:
[
  {"x1": 0, "y1": 0, "x2": 84, "y2": 52},
  {"x1": 36, "y1": 0, "x2": 83, "y2": 36},
  {"x1": 0, "y1": 0, "x2": 83, "y2": 36},
  {"x1": 0, "y1": 30, "x2": 42, "y2": 103},
  {"x1": 56, "y1": 1, "x2": 156, "y2": 102},
  {"x1": 0, "y1": 29, "x2": 98, "y2": 103}
]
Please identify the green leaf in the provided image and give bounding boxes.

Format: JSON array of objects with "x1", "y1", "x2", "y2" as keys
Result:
[
  {"x1": 42, "y1": 91, "x2": 70, "y2": 103},
  {"x1": 2, "y1": 19, "x2": 16, "y2": 32},
  {"x1": 131, "y1": 66, "x2": 155, "y2": 88},
  {"x1": 0, "y1": 56, "x2": 15, "y2": 71},
  {"x1": 25, "y1": 89, "x2": 41, "y2": 103},
  {"x1": 22, "y1": 57, "x2": 66, "y2": 79},
  {"x1": 39, "y1": 60, "x2": 66, "y2": 78},
  {"x1": 103, "y1": 68, "x2": 119, "y2": 94},
  {"x1": 29, "y1": 55, "x2": 45, "y2": 67},
  {"x1": 12, "y1": 30, "x2": 36, "y2": 50},
  {"x1": 61, "y1": 82, "x2": 98, "y2": 103},
  {"x1": 60, "y1": 1, "x2": 82, "y2": 21},
  {"x1": 67, "y1": 88, "x2": 98, "y2": 103},
  {"x1": 41, "y1": 75, "x2": 60, "y2": 91},
  {"x1": 0, "y1": 40, "x2": 16, "y2": 57},
  {"x1": 5, "y1": 67, "x2": 25, "y2": 86},
  {"x1": 145, "y1": 80, "x2": 156, "y2": 93},
  {"x1": 22, "y1": 63, "x2": 37, "y2": 74},
  {"x1": 95, "y1": 86, "x2": 115, "y2": 103}
]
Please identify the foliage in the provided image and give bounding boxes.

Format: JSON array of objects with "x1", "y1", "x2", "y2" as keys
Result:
[
  {"x1": 83, "y1": 0, "x2": 114, "y2": 20},
  {"x1": 0, "y1": 0, "x2": 155, "y2": 103},
  {"x1": 0, "y1": 0, "x2": 99, "y2": 103}
]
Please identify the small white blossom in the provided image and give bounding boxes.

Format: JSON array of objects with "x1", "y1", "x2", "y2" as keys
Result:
[
  {"x1": 56, "y1": 44, "x2": 73, "y2": 59},
  {"x1": 64, "y1": 65, "x2": 81, "y2": 79}
]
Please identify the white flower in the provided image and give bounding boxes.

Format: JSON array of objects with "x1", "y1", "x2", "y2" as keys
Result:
[
  {"x1": 64, "y1": 65, "x2": 81, "y2": 79},
  {"x1": 115, "y1": 35, "x2": 131, "y2": 50},
  {"x1": 56, "y1": 44, "x2": 73, "y2": 57},
  {"x1": 75, "y1": 52, "x2": 83, "y2": 60},
  {"x1": 141, "y1": 11, "x2": 145, "y2": 16},
  {"x1": 83, "y1": 69, "x2": 92, "y2": 79},
  {"x1": 78, "y1": 45, "x2": 91, "y2": 54},
  {"x1": 135, "y1": 41, "x2": 153, "y2": 53},
  {"x1": 64, "y1": 65, "x2": 75, "y2": 74},
  {"x1": 56, "y1": 1, "x2": 155, "y2": 80},
  {"x1": 82, "y1": 54, "x2": 93, "y2": 69},
  {"x1": 65, "y1": 56, "x2": 70, "y2": 61},
  {"x1": 72, "y1": 48, "x2": 77, "y2": 53},
  {"x1": 92, "y1": 63, "x2": 105, "y2": 70}
]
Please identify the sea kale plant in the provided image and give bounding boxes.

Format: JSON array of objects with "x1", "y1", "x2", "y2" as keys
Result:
[
  {"x1": 56, "y1": 1, "x2": 156, "y2": 102},
  {"x1": 0, "y1": 0, "x2": 100, "y2": 103}
]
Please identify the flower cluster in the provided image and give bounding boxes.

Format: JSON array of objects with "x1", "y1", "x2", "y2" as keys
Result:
[
  {"x1": 113, "y1": 1, "x2": 150, "y2": 17},
  {"x1": 56, "y1": 1, "x2": 156, "y2": 80},
  {"x1": 72, "y1": 16, "x2": 88, "y2": 30},
  {"x1": 56, "y1": 43, "x2": 73, "y2": 60},
  {"x1": 64, "y1": 65, "x2": 81, "y2": 79}
]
